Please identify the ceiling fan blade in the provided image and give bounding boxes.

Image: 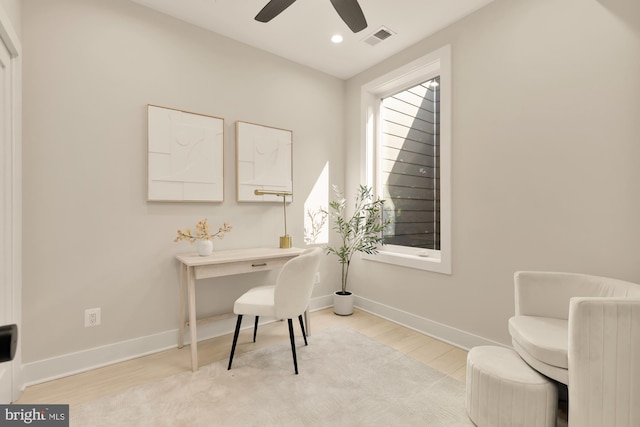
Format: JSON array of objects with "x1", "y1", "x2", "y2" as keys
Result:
[
  {"x1": 329, "y1": 0, "x2": 367, "y2": 33},
  {"x1": 255, "y1": 0, "x2": 298, "y2": 23}
]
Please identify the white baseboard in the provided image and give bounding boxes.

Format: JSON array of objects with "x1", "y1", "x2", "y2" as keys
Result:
[
  {"x1": 23, "y1": 295, "x2": 335, "y2": 387},
  {"x1": 23, "y1": 294, "x2": 500, "y2": 387},
  {"x1": 353, "y1": 295, "x2": 505, "y2": 350},
  {"x1": 23, "y1": 329, "x2": 180, "y2": 387},
  {"x1": 309, "y1": 294, "x2": 333, "y2": 312}
]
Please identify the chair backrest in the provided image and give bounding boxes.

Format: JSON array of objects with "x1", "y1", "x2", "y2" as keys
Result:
[
  {"x1": 274, "y1": 247, "x2": 322, "y2": 319},
  {"x1": 515, "y1": 271, "x2": 640, "y2": 318},
  {"x1": 568, "y1": 297, "x2": 640, "y2": 426}
]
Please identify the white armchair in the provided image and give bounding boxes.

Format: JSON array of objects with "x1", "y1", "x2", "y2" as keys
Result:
[{"x1": 508, "y1": 271, "x2": 640, "y2": 427}]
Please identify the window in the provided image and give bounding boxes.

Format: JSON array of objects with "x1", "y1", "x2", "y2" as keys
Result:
[
  {"x1": 361, "y1": 46, "x2": 451, "y2": 274},
  {"x1": 380, "y1": 77, "x2": 441, "y2": 250}
]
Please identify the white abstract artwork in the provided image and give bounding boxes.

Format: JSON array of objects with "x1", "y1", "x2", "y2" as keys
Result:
[
  {"x1": 236, "y1": 121, "x2": 293, "y2": 202},
  {"x1": 147, "y1": 105, "x2": 224, "y2": 202}
]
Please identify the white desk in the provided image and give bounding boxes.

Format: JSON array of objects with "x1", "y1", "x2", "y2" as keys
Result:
[{"x1": 176, "y1": 247, "x2": 305, "y2": 371}]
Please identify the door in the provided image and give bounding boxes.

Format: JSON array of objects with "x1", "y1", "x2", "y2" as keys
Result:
[{"x1": 0, "y1": 34, "x2": 15, "y2": 404}]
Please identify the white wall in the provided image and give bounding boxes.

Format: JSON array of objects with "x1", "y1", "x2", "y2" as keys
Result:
[
  {"x1": 22, "y1": 0, "x2": 344, "y2": 367},
  {"x1": 345, "y1": 0, "x2": 640, "y2": 345}
]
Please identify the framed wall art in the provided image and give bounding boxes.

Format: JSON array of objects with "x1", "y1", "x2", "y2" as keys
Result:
[
  {"x1": 147, "y1": 105, "x2": 224, "y2": 202},
  {"x1": 236, "y1": 121, "x2": 293, "y2": 202}
]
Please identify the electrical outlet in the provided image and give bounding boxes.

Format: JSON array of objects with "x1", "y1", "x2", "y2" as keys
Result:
[
  {"x1": 314, "y1": 272, "x2": 320, "y2": 284},
  {"x1": 84, "y1": 308, "x2": 101, "y2": 327}
]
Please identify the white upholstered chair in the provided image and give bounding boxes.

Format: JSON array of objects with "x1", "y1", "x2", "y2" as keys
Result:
[
  {"x1": 508, "y1": 271, "x2": 640, "y2": 426},
  {"x1": 227, "y1": 247, "x2": 322, "y2": 374}
]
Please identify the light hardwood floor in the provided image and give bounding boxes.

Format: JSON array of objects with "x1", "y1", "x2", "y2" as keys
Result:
[{"x1": 16, "y1": 308, "x2": 468, "y2": 406}]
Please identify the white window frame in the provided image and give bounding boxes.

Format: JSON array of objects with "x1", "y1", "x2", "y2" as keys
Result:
[{"x1": 360, "y1": 45, "x2": 451, "y2": 274}]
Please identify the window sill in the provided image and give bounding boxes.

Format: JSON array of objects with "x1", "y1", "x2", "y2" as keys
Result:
[{"x1": 361, "y1": 249, "x2": 451, "y2": 275}]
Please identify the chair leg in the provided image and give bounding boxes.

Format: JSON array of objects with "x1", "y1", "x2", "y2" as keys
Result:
[
  {"x1": 253, "y1": 316, "x2": 259, "y2": 342},
  {"x1": 227, "y1": 314, "x2": 243, "y2": 370},
  {"x1": 298, "y1": 315, "x2": 308, "y2": 346},
  {"x1": 287, "y1": 318, "x2": 298, "y2": 375}
]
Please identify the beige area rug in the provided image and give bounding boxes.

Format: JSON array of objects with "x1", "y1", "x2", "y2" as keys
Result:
[{"x1": 72, "y1": 326, "x2": 474, "y2": 426}]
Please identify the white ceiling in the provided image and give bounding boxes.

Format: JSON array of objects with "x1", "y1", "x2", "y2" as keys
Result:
[{"x1": 130, "y1": 0, "x2": 494, "y2": 80}]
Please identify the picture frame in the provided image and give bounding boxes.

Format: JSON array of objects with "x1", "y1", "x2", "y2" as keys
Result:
[
  {"x1": 147, "y1": 105, "x2": 224, "y2": 202},
  {"x1": 236, "y1": 121, "x2": 293, "y2": 202}
]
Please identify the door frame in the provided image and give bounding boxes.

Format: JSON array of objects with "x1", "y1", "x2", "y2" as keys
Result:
[{"x1": 0, "y1": 3, "x2": 22, "y2": 402}]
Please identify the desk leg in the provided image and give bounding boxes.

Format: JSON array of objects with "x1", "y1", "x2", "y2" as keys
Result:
[
  {"x1": 304, "y1": 308, "x2": 311, "y2": 337},
  {"x1": 178, "y1": 264, "x2": 187, "y2": 349},
  {"x1": 187, "y1": 267, "x2": 199, "y2": 372}
]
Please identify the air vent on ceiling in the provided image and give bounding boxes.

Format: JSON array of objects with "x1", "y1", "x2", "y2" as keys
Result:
[{"x1": 363, "y1": 26, "x2": 395, "y2": 46}]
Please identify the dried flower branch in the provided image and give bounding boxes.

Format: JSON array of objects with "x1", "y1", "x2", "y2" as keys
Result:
[{"x1": 174, "y1": 219, "x2": 232, "y2": 243}]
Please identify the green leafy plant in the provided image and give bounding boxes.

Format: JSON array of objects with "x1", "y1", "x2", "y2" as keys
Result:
[{"x1": 323, "y1": 185, "x2": 389, "y2": 294}]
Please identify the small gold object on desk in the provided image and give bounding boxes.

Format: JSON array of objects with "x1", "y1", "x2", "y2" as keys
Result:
[{"x1": 254, "y1": 189, "x2": 293, "y2": 248}]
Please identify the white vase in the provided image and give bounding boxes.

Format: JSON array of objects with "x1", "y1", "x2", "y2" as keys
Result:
[
  {"x1": 333, "y1": 291, "x2": 354, "y2": 316},
  {"x1": 196, "y1": 239, "x2": 213, "y2": 256}
]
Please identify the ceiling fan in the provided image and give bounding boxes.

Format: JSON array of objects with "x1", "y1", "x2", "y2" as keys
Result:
[{"x1": 255, "y1": 0, "x2": 368, "y2": 33}]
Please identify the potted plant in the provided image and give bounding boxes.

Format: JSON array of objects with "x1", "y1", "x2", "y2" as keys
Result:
[
  {"x1": 323, "y1": 185, "x2": 389, "y2": 315},
  {"x1": 174, "y1": 218, "x2": 232, "y2": 256}
]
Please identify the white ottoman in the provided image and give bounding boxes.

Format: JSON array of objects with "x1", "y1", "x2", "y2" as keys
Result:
[{"x1": 466, "y1": 346, "x2": 557, "y2": 427}]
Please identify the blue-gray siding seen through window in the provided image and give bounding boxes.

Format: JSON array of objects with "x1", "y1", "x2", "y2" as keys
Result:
[{"x1": 381, "y1": 76, "x2": 440, "y2": 250}]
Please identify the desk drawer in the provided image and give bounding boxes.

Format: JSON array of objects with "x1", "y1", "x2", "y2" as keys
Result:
[{"x1": 194, "y1": 256, "x2": 297, "y2": 279}]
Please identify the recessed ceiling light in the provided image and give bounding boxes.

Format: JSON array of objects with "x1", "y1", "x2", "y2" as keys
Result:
[{"x1": 331, "y1": 34, "x2": 343, "y2": 44}]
